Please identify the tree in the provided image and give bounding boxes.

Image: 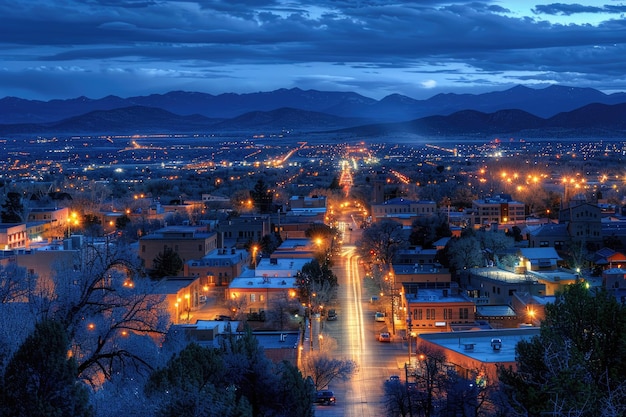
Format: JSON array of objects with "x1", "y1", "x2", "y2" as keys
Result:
[
  {"x1": 250, "y1": 178, "x2": 273, "y2": 213},
  {"x1": 44, "y1": 241, "x2": 169, "y2": 386},
  {"x1": 476, "y1": 230, "x2": 514, "y2": 263},
  {"x1": 409, "y1": 214, "x2": 451, "y2": 248},
  {"x1": 498, "y1": 281, "x2": 626, "y2": 416},
  {"x1": 414, "y1": 345, "x2": 448, "y2": 417},
  {"x1": 115, "y1": 213, "x2": 131, "y2": 230},
  {"x1": 296, "y1": 259, "x2": 338, "y2": 309},
  {"x1": 82, "y1": 212, "x2": 103, "y2": 237},
  {"x1": 151, "y1": 247, "x2": 184, "y2": 278},
  {"x1": 1, "y1": 319, "x2": 93, "y2": 417},
  {"x1": 356, "y1": 219, "x2": 407, "y2": 265},
  {"x1": 145, "y1": 343, "x2": 251, "y2": 417},
  {"x1": 302, "y1": 352, "x2": 358, "y2": 390},
  {"x1": 383, "y1": 377, "x2": 413, "y2": 417},
  {"x1": 266, "y1": 292, "x2": 300, "y2": 331},
  {"x1": 0, "y1": 191, "x2": 24, "y2": 223},
  {"x1": 447, "y1": 236, "x2": 484, "y2": 273}
]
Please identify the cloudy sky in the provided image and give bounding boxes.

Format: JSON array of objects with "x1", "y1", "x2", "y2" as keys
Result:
[{"x1": 1, "y1": 0, "x2": 626, "y2": 101}]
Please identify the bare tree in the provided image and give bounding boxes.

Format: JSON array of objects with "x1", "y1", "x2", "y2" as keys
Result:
[
  {"x1": 356, "y1": 219, "x2": 407, "y2": 265},
  {"x1": 266, "y1": 292, "x2": 300, "y2": 331},
  {"x1": 303, "y1": 352, "x2": 358, "y2": 390},
  {"x1": 43, "y1": 240, "x2": 169, "y2": 386}
]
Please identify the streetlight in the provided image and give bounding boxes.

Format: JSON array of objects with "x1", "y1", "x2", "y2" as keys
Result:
[
  {"x1": 252, "y1": 245, "x2": 258, "y2": 270},
  {"x1": 407, "y1": 311, "x2": 413, "y2": 364}
]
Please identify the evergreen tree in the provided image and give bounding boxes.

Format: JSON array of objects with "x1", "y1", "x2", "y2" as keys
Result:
[
  {"x1": 250, "y1": 179, "x2": 273, "y2": 213},
  {"x1": 498, "y1": 281, "x2": 626, "y2": 416},
  {"x1": 151, "y1": 247, "x2": 184, "y2": 278},
  {"x1": 0, "y1": 192, "x2": 23, "y2": 223},
  {"x1": 1, "y1": 319, "x2": 93, "y2": 417}
]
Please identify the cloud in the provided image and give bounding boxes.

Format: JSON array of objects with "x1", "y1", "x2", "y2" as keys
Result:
[{"x1": 0, "y1": 0, "x2": 624, "y2": 100}]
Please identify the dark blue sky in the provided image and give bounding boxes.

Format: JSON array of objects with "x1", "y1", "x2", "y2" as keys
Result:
[{"x1": 1, "y1": 0, "x2": 625, "y2": 100}]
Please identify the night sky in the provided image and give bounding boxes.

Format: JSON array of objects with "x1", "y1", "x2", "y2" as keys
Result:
[{"x1": 1, "y1": 0, "x2": 625, "y2": 101}]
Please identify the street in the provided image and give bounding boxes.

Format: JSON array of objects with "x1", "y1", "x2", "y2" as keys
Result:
[{"x1": 315, "y1": 244, "x2": 408, "y2": 416}]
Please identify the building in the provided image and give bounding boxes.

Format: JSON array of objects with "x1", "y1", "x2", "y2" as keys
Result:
[
  {"x1": 393, "y1": 263, "x2": 451, "y2": 286},
  {"x1": 470, "y1": 194, "x2": 525, "y2": 228},
  {"x1": 403, "y1": 286, "x2": 476, "y2": 333},
  {"x1": 370, "y1": 198, "x2": 437, "y2": 223},
  {"x1": 0, "y1": 223, "x2": 27, "y2": 250},
  {"x1": 138, "y1": 225, "x2": 218, "y2": 272},
  {"x1": 417, "y1": 327, "x2": 541, "y2": 382},
  {"x1": 463, "y1": 267, "x2": 546, "y2": 305},
  {"x1": 214, "y1": 215, "x2": 271, "y2": 247},
  {"x1": 184, "y1": 247, "x2": 249, "y2": 287},
  {"x1": 395, "y1": 247, "x2": 440, "y2": 266}
]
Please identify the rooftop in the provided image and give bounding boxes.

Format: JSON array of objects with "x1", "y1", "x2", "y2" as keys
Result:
[{"x1": 419, "y1": 327, "x2": 540, "y2": 364}]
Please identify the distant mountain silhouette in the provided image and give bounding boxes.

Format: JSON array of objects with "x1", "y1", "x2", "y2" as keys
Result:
[
  {"x1": 2, "y1": 84, "x2": 626, "y2": 125},
  {"x1": 336, "y1": 102, "x2": 626, "y2": 138},
  {"x1": 1, "y1": 85, "x2": 626, "y2": 137}
]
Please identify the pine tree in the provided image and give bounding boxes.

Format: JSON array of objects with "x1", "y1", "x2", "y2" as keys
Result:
[{"x1": 1, "y1": 319, "x2": 93, "y2": 417}]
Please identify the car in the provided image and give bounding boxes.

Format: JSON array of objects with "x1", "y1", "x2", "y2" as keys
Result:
[
  {"x1": 378, "y1": 332, "x2": 391, "y2": 342},
  {"x1": 315, "y1": 390, "x2": 336, "y2": 405},
  {"x1": 375, "y1": 312, "x2": 385, "y2": 322},
  {"x1": 327, "y1": 309, "x2": 337, "y2": 321},
  {"x1": 388, "y1": 375, "x2": 401, "y2": 383},
  {"x1": 214, "y1": 314, "x2": 231, "y2": 321}
]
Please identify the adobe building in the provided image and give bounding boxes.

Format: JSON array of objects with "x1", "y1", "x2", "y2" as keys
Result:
[
  {"x1": 138, "y1": 225, "x2": 218, "y2": 273},
  {"x1": 214, "y1": 215, "x2": 271, "y2": 247},
  {"x1": 402, "y1": 285, "x2": 476, "y2": 333},
  {"x1": 184, "y1": 247, "x2": 249, "y2": 287},
  {"x1": 417, "y1": 327, "x2": 540, "y2": 382}
]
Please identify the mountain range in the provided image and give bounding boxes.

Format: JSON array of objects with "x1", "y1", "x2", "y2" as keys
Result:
[{"x1": 1, "y1": 85, "x2": 626, "y2": 137}]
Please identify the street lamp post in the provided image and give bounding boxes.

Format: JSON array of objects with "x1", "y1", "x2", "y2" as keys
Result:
[{"x1": 407, "y1": 311, "x2": 413, "y2": 364}]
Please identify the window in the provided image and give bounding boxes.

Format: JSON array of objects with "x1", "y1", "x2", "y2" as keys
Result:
[
  {"x1": 250, "y1": 294, "x2": 256, "y2": 302},
  {"x1": 459, "y1": 308, "x2": 469, "y2": 320},
  {"x1": 417, "y1": 309, "x2": 423, "y2": 320},
  {"x1": 444, "y1": 308, "x2": 452, "y2": 320}
]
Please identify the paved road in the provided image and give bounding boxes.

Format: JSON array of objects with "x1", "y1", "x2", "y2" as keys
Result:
[{"x1": 315, "y1": 245, "x2": 408, "y2": 417}]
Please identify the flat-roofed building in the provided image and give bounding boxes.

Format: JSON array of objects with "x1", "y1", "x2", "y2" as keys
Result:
[
  {"x1": 184, "y1": 247, "x2": 249, "y2": 287},
  {"x1": 417, "y1": 327, "x2": 540, "y2": 381},
  {"x1": 463, "y1": 267, "x2": 546, "y2": 305},
  {"x1": 470, "y1": 194, "x2": 525, "y2": 228},
  {"x1": 139, "y1": 225, "x2": 218, "y2": 273},
  {"x1": 371, "y1": 198, "x2": 436, "y2": 222},
  {"x1": 214, "y1": 215, "x2": 271, "y2": 247},
  {"x1": 0, "y1": 223, "x2": 27, "y2": 250},
  {"x1": 403, "y1": 286, "x2": 475, "y2": 333}
]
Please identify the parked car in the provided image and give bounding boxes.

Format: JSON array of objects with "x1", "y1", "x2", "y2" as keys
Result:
[
  {"x1": 388, "y1": 375, "x2": 401, "y2": 383},
  {"x1": 327, "y1": 309, "x2": 337, "y2": 321},
  {"x1": 315, "y1": 390, "x2": 336, "y2": 405},
  {"x1": 214, "y1": 314, "x2": 231, "y2": 321},
  {"x1": 378, "y1": 332, "x2": 391, "y2": 342},
  {"x1": 375, "y1": 312, "x2": 385, "y2": 322}
]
